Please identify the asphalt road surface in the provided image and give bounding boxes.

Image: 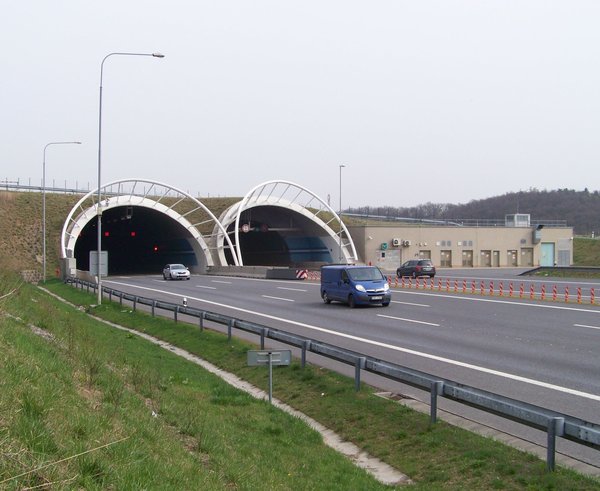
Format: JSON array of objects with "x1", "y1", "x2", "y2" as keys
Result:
[{"x1": 102, "y1": 272, "x2": 600, "y2": 472}]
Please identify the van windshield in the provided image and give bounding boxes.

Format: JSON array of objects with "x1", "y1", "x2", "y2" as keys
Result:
[{"x1": 347, "y1": 267, "x2": 384, "y2": 281}]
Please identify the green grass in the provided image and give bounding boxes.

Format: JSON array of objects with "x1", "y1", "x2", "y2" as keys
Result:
[
  {"x1": 574, "y1": 237, "x2": 600, "y2": 266},
  {"x1": 0, "y1": 278, "x2": 387, "y2": 490},
  {"x1": 3, "y1": 277, "x2": 594, "y2": 490}
]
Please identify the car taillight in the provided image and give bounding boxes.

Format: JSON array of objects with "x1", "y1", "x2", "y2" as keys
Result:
[{"x1": 416, "y1": 265, "x2": 422, "y2": 271}]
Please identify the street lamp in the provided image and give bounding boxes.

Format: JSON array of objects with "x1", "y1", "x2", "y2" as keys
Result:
[
  {"x1": 339, "y1": 163, "x2": 346, "y2": 263},
  {"x1": 96, "y1": 52, "x2": 164, "y2": 305},
  {"x1": 43, "y1": 141, "x2": 81, "y2": 283}
]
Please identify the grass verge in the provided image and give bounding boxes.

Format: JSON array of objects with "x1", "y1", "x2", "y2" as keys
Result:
[
  {"x1": 3, "y1": 277, "x2": 600, "y2": 489},
  {"x1": 1, "y1": 279, "x2": 386, "y2": 490}
]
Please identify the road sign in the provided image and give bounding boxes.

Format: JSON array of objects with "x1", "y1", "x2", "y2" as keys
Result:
[
  {"x1": 247, "y1": 350, "x2": 291, "y2": 403},
  {"x1": 247, "y1": 350, "x2": 291, "y2": 366},
  {"x1": 89, "y1": 251, "x2": 108, "y2": 277}
]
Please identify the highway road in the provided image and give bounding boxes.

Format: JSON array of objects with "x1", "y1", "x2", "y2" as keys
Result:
[{"x1": 102, "y1": 271, "x2": 600, "y2": 471}]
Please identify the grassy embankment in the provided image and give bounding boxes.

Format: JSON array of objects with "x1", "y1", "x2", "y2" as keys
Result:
[
  {"x1": 1, "y1": 273, "x2": 599, "y2": 490},
  {"x1": 0, "y1": 275, "x2": 386, "y2": 490}
]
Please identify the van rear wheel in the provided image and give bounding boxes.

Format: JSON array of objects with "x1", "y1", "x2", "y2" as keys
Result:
[
  {"x1": 348, "y1": 295, "x2": 356, "y2": 308},
  {"x1": 322, "y1": 291, "x2": 331, "y2": 304}
]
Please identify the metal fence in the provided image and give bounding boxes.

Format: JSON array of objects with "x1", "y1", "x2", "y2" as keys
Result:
[{"x1": 66, "y1": 277, "x2": 600, "y2": 471}]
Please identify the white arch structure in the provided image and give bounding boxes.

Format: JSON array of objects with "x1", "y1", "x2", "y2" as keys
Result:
[
  {"x1": 215, "y1": 180, "x2": 358, "y2": 266},
  {"x1": 61, "y1": 178, "x2": 239, "y2": 270}
]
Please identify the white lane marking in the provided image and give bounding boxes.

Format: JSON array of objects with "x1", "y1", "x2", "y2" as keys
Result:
[
  {"x1": 395, "y1": 290, "x2": 600, "y2": 314},
  {"x1": 262, "y1": 295, "x2": 295, "y2": 302},
  {"x1": 196, "y1": 285, "x2": 217, "y2": 290},
  {"x1": 105, "y1": 280, "x2": 600, "y2": 403},
  {"x1": 574, "y1": 324, "x2": 600, "y2": 331},
  {"x1": 207, "y1": 275, "x2": 316, "y2": 286},
  {"x1": 277, "y1": 287, "x2": 308, "y2": 292},
  {"x1": 203, "y1": 275, "x2": 599, "y2": 313},
  {"x1": 212, "y1": 280, "x2": 232, "y2": 284},
  {"x1": 391, "y1": 300, "x2": 430, "y2": 307},
  {"x1": 152, "y1": 279, "x2": 166, "y2": 283},
  {"x1": 377, "y1": 314, "x2": 440, "y2": 327}
]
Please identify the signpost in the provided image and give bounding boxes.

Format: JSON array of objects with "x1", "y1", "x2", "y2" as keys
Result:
[
  {"x1": 247, "y1": 350, "x2": 291, "y2": 403},
  {"x1": 89, "y1": 250, "x2": 108, "y2": 277}
]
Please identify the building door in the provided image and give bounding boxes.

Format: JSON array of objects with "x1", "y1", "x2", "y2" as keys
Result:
[
  {"x1": 507, "y1": 250, "x2": 518, "y2": 266},
  {"x1": 419, "y1": 250, "x2": 431, "y2": 259},
  {"x1": 492, "y1": 250, "x2": 500, "y2": 267},
  {"x1": 462, "y1": 250, "x2": 473, "y2": 267},
  {"x1": 521, "y1": 247, "x2": 534, "y2": 267},
  {"x1": 480, "y1": 250, "x2": 492, "y2": 267},
  {"x1": 540, "y1": 243, "x2": 555, "y2": 267},
  {"x1": 440, "y1": 250, "x2": 452, "y2": 267}
]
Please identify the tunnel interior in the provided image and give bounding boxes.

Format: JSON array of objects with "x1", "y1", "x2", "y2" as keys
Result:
[
  {"x1": 227, "y1": 206, "x2": 334, "y2": 267},
  {"x1": 74, "y1": 206, "x2": 198, "y2": 275}
]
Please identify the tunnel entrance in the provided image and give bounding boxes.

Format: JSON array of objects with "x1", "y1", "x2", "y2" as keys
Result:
[
  {"x1": 62, "y1": 179, "x2": 355, "y2": 276},
  {"x1": 226, "y1": 206, "x2": 334, "y2": 267},
  {"x1": 62, "y1": 179, "x2": 237, "y2": 276},
  {"x1": 74, "y1": 206, "x2": 197, "y2": 275}
]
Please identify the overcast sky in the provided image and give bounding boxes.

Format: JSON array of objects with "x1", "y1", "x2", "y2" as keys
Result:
[{"x1": 2, "y1": 1, "x2": 599, "y2": 209}]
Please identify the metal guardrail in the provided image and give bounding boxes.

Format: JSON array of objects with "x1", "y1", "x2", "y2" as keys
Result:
[{"x1": 66, "y1": 277, "x2": 600, "y2": 471}]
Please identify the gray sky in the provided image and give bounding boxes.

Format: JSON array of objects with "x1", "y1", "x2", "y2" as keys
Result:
[{"x1": 2, "y1": 1, "x2": 599, "y2": 209}]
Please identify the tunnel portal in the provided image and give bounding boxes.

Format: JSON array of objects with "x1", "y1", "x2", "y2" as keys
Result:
[
  {"x1": 62, "y1": 179, "x2": 357, "y2": 276},
  {"x1": 228, "y1": 206, "x2": 333, "y2": 267},
  {"x1": 74, "y1": 206, "x2": 196, "y2": 275}
]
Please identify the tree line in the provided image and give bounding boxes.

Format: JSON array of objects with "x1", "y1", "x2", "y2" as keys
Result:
[{"x1": 346, "y1": 188, "x2": 600, "y2": 235}]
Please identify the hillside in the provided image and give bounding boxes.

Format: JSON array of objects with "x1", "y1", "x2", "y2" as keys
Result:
[
  {"x1": 2, "y1": 189, "x2": 599, "y2": 274},
  {"x1": 348, "y1": 188, "x2": 600, "y2": 235}
]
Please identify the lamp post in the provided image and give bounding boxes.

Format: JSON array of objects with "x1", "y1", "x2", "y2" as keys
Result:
[
  {"x1": 43, "y1": 141, "x2": 81, "y2": 283},
  {"x1": 96, "y1": 52, "x2": 164, "y2": 305},
  {"x1": 338, "y1": 163, "x2": 346, "y2": 263}
]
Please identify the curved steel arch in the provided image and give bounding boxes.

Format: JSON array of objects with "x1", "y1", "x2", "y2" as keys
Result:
[
  {"x1": 216, "y1": 180, "x2": 357, "y2": 266},
  {"x1": 61, "y1": 178, "x2": 239, "y2": 268}
]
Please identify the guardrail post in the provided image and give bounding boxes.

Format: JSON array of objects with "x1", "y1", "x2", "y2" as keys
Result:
[
  {"x1": 260, "y1": 328, "x2": 266, "y2": 349},
  {"x1": 199, "y1": 311, "x2": 204, "y2": 331},
  {"x1": 151, "y1": 300, "x2": 156, "y2": 317},
  {"x1": 430, "y1": 381, "x2": 444, "y2": 423},
  {"x1": 228, "y1": 319, "x2": 234, "y2": 341},
  {"x1": 133, "y1": 296, "x2": 137, "y2": 312},
  {"x1": 119, "y1": 292, "x2": 123, "y2": 306},
  {"x1": 547, "y1": 417, "x2": 565, "y2": 471},
  {"x1": 109, "y1": 290, "x2": 112, "y2": 302},
  {"x1": 301, "y1": 341, "x2": 311, "y2": 368},
  {"x1": 174, "y1": 306, "x2": 178, "y2": 323},
  {"x1": 354, "y1": 357, "x2": 366, "y2": 391}
]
